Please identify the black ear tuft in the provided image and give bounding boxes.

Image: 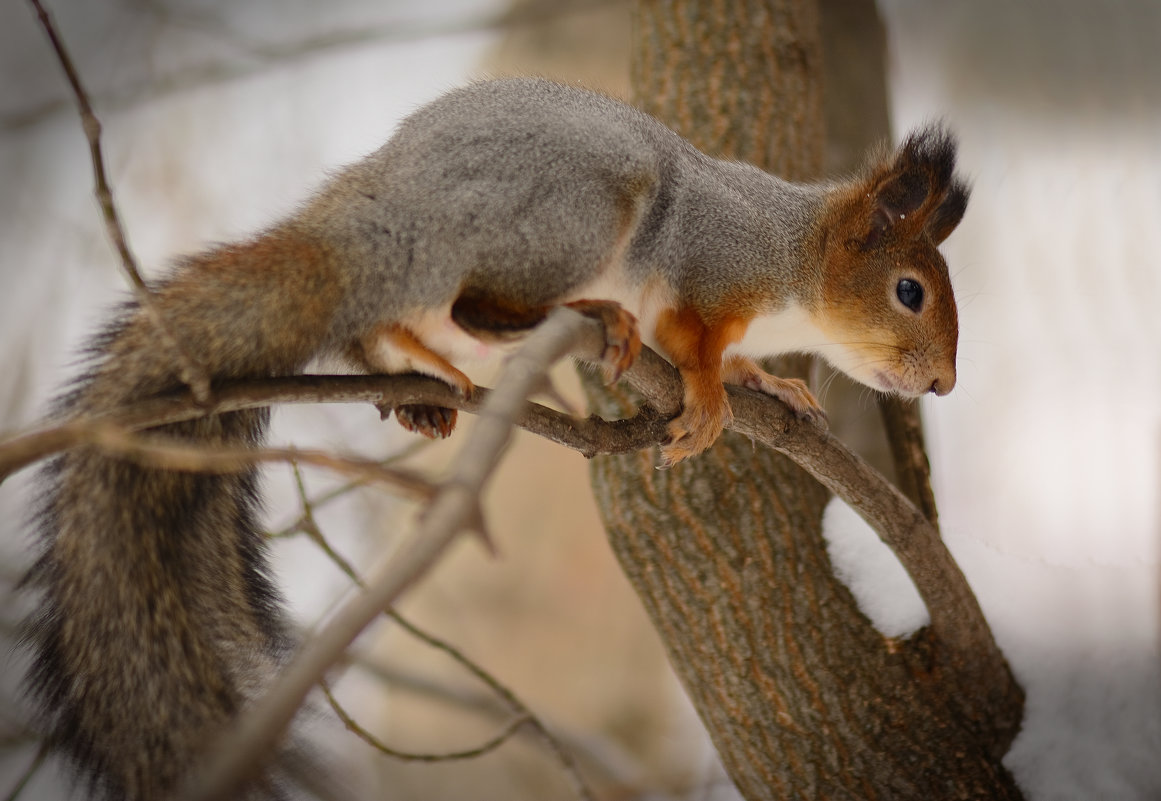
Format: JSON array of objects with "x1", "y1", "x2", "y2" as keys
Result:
[
  {"x1": 897, "y1": 124, "x2": 958, "y2": 195},
  {"x1": 927, "y1": 176, "x2": 970, "y2": 244},
  {"x1": 876, "y1": 167, "x2": 929, "y2": 227},
  {"x1": 862, "y1": 123, "x2": 967, "y2": 248}
]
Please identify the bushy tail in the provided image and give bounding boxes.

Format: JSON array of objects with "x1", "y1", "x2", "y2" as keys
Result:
[
  {"x1": 19, "y1": 253, "x2": 327, "y2": 800},
  {"x1": 24, "y1": 389, "x2": 286, "y2": 799}
]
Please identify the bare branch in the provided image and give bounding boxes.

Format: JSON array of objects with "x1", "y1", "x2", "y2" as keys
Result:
[
  {"x1": 339, "y1": 653, "x2": 654, "y2": 792},
  {"x1": 287, "y1": 467, "x2": 594, "y2": 793},
  {"x1": 38, "y1": 422, "x2": 436, "y2": 501},
  {"x1": 0, "y1": 372, "x2": 666, "y2": 483},
  {"x1": 277, "y1": 460, "x2": 616, "y2": 799},
  {"x1": 181, "y1": 306, "x2": 601, "y2": 801},
  {"x1": 321, "y1": 682, "x2": 527, "y2": 763},
  {"x1": 0, "y1": 327, "x2": 1011, "y2": 713},
  {"x1": 26, "y1": 0, "x2": 211, "y2": 402},
  {"x1": 721, "y1": 384, "x2": 1020, "y2": 735},
  {"x1": 0, "y1": 329, "x2": 1007, "y2": 684}
]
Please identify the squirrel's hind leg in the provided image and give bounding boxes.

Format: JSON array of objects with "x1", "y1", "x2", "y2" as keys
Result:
[
  {"x1": 354, "y1": 322, "x2": 474, "y2": 438},
  {"x1": 451, "y1": 293, "x2": 641, "y2": 384},
  {"x1": 394, "y1": 403, "x2": 459, "y2": 439},
  {"x1": 562, "y1": 299, "x2": 641, "y2": 384}
]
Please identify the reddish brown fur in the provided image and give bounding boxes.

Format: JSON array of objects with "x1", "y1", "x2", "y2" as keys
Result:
[
  {"x1": 654, "y1": 307, "x2": 750, "y2": 463},
  {"x1": 810, "y1": 151, "x2": 961, "y2": 396},
  {"x1": 394, "y1": 404, "x2": 459, "y2": 439},
  {"x1": 363, "y1": 322, "x2": 475, "y2": 397},
  {"x1": 158, "y1": 227, "x2": 344, "y2": 379},
  {"x1": 721, "y1": 354, "x2": 825, "y2": 423}
]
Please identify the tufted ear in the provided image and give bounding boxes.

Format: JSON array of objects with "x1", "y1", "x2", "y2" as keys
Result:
[
  {"x1": 926, "y1": 175, "x2": 970, "y2": 244},
  {"x1": 861, "y1": 125, "x2": 969, "y2": 249}
]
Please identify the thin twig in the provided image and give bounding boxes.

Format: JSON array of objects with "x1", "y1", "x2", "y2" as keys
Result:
[
  {"x1": 341, "y1": 654, "x2": 655, "y2": 793},
  {"x1": 181, "y1": 307, "x2": 602, "y2": 801},
  {"x1": 271, "y1": 439, "x2": 433, "y2": 539},
  {"x1": 80, "y1": 424, "x2": 436, "y2": 501},
  {"x1": 384, "y1": 609, "x2": 597, "y2": 798},
  {"x1": 26, "y1": 0, "x2": 211, "y2": 402},
  {"x1": 0, "y1": 372, "x2": 667, "y2": 483},
  {"x1": 287, "y1": 467, "x2": 599, "y2": 789},
  {"x1": 320, "y1": 682, "x2": 528, "y2": 763},
  {"x1": 288, "y1": 461, "x2": 366, "y2": 584}
]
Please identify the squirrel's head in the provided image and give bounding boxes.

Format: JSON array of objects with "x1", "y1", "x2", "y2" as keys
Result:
[{"x1": 813, "y1": 125, "x2": 968, "y2": 398}]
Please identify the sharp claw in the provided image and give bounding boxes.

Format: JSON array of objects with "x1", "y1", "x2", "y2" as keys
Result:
[
  {"x1": 799, "y1": 405, "x2": 828, "y2": 428},
  {"x1": 566, "y1": 301, "x2": 640, "y2": 387}
]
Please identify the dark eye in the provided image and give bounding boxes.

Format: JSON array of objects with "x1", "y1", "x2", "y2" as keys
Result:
[{"x1": 896, "y1": 279, "x2": 924, "y2": 312}]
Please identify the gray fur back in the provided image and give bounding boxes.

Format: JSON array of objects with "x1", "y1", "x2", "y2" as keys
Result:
[{"x1": 301, "y1": 77, "x2": 828, "y2": 339}]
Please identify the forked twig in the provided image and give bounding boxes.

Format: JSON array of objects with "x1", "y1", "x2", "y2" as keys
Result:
[
  {"x1": 320, "y1": 683, "x2": 528, "y2": 763},
  {"x1": 27, "y1": 0, "x2": 211, "y2": 402},
  {"x1": 271, "y1": 440, "x2": 433, "y2": 539},
  {"x1": 287, "y1": 463, "x2": 598, "y2": 794}
]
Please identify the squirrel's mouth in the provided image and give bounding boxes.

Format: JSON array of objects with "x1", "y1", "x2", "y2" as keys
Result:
[{"x1": 873, "y1": 369, "x2": 922, "y2": 397}]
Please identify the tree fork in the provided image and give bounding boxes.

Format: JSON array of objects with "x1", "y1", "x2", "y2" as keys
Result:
[{"x1": 586, "y1": 1, "x2": 1025, "y2": 798}]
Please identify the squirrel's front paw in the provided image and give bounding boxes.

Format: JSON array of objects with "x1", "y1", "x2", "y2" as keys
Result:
[
  {"x1": 725, "y1": 358, "x2": 828, "y2": 428},
  {"x1": 759, "y1": 375, "x2": 828, "y2": 427},
  {"x1": 659, "y1": 398, "x2": 733, "y2": 467}
]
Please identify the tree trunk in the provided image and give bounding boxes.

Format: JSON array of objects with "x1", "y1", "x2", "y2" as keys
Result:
[{"x1": 586, "y1": 2, "x2": 1024, "y2": 798}]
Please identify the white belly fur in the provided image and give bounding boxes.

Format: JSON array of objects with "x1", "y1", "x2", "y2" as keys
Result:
[
  {"x1": 728, "y1": 303, "x2": 830, "y2": 361},
  {"x1": 376, "y1": 275, "x2": 823, "y2": 380}
]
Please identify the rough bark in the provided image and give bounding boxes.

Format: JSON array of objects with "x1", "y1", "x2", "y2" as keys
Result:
[{"x1": 586, "y1": 2, "x2": 1024, "y2": 798}]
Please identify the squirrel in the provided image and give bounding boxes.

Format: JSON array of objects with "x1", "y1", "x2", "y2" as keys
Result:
[{"x1": 21, "y1": 76, "x2": 968, "y2": 800}]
